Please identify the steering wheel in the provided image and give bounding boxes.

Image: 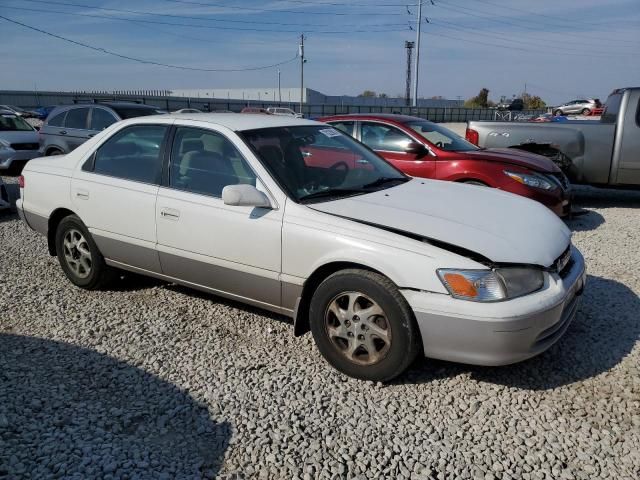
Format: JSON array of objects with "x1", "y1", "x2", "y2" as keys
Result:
[
  {"x1": 435, "y1": 141, "x2": 444, "y2": 148},
  {"x1": 328, "y1": 161, "x2": 349, "y2": 185}
]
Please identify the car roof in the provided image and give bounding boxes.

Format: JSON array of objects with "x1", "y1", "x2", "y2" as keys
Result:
[
  {"x1": 319, "y1": 113, "x2": 427, "y2": 123},
  {"x1": 129, "y1": 113, "x2": 320, "y2": 131}
]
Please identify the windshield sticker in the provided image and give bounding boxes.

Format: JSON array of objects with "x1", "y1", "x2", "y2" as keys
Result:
[
  {"x1": 1, "y1": 114, "x2": 17, "y2": 118},
  {"x1": 319, "y1": 128, "x2": 342, "y2": 138}
]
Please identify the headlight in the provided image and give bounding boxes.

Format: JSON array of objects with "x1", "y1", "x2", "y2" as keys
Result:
[
  {"x1": 437, "y1": 267, "x2": 544, "y2": 302},
  {"x1": 0, "y1": 140, "x2": 11, "y2": 153},
  {"x1": 504, "y1": 170, "x2": 555, "y2": 190}
]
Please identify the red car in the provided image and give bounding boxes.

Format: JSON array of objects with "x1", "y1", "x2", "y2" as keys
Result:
[{"x1": 318, "y1": 114, "x2": 571, "y2": 217}]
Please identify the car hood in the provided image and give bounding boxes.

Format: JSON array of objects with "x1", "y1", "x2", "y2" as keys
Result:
[
  {"x1": 310, "y1": 179, "x2": 570, "y2": 267},
  {"x1": 0, "y1": 130, "x2": 38, "y2": 145},
  {"x1": 456, "y1": 148, "x2": 560, "y2": 173}
]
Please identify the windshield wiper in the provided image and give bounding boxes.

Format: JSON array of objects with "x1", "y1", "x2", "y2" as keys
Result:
[
  {"x1": 362, "y1": 176, "x2": 409, "y2": 189},
  {"x1": 299, "y1": 188, "x2": 368, "y2": 203}
]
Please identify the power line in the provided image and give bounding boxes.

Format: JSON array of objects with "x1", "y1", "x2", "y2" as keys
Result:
[
  {"x1": 429, "y1": 18, "x2": 635, "y2": 55},
  {"x1": 436, "y1": 0, "x2": 640, "y2": 46},
  {"x1": 423, "y1": 27, "x2": 635, "y2": 58},
  {"x1": 4, "y1": 4, "x2": 408, "y2": 34},
  {"x1": 160, "y1": 0, "x2": 407, "y2": 16},
  {"x1": 277, "y1": 0, "x2": 419, "y2": 7},
  {"x1": 18, "y1": 0, "x2": 408, "y2": 28},
  {"x1": 0, "y1": 15, "x2": 300, "y2": 71}
]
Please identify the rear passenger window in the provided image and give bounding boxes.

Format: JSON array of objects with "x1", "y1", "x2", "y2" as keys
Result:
[
  {"x1": 65, "y1": 108, "x2": 89, "y2": 130},
  {"x1": 47, "y1": 111, "x2": 66, "y2": 127},
  {"x1": 92, "y1": 125, "x2": 167, "y2": 184},
  {"x1": 170, "y1": 127, "x2": 256, "y2": 197},
  {"x1": 90, "y1": 108, "x2": 117, "y2": 131},
  {"x1": 328, "y1": 121, "x2": 355, "y2": 136}
]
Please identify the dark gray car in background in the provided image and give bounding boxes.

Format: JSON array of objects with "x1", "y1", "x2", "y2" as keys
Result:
[{"x1": 39, "y1": 102, "x2": 166, "y2": 156}]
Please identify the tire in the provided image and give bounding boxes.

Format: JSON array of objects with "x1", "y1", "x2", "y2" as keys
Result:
[
  {"x1": 309, "y1": 269, "x2": 421, "y2": 382},
  {"x1": 553, "y1": 109, "x2": 563, "y2": 116},
  {"x1": 55, "y1": 215, "x2": 116, "y2": 290},
  {"x1": 462, "y1": 180, "x2": 488, "y2": 187},
  {"x1": 46, "y1": 148, "x2": 64, "y2": 156},
  {"x1": 581, "y1": 108, "x2": 591, "y2": 116}
]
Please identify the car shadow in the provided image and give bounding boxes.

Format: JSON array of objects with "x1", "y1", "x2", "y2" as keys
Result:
[
  {"x1": 396, "y1": 274, "x2": 640, "y2": 390},
  {"x1": 566, "y1": 209, "x2": 605, "y2": 232},
  {"x1": 0, "y1": 334, "x2": 231, "y2": 478},
  {"x1": 572, "y1": 185, "x2": 640, "y2": 209}
]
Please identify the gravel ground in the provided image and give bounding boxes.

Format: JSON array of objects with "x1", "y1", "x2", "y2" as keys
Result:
[{"x1": 1, "y1": 177, "x2": 639, "y2": 480}]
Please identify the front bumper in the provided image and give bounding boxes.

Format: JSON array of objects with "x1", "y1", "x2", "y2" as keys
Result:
[
  {"x1": 403, "y1": 247, "x2": 586, "y2": 366},
  {"x1": 0, "y1": 149, "x2": 40, "y2": 170}
]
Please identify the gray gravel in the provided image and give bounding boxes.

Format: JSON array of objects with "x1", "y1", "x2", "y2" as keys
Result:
[{"x1": 1, "y1": 178, "x2": 639, "y2": 479}]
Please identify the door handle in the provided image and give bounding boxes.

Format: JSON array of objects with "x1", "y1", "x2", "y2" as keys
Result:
[
  {"x1": 160, "y1": 208, "x2": 180, "y2": 220},
  {"x1": 301, "y1": 151, "x2": 312, "y2": 157},
  {"x1": 60, "y1": 130, "x2": 67, "y2": 135},
  {"x1": 75, "y1": 189, "x2": 89, "y2": 200}
]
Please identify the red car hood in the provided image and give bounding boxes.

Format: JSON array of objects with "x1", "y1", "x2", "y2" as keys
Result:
[{"x1": 454, "y1": 148, "x2": 560, "y2": 173}]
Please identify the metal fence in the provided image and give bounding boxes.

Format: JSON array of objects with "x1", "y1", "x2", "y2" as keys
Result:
[{"x1": 0, "y1": 90, "x2": 546, "y2": 123}]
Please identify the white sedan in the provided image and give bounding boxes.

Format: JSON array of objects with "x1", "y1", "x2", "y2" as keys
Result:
[{"x1": 16, "y1": 114, "x2": 586, "y2": 381}]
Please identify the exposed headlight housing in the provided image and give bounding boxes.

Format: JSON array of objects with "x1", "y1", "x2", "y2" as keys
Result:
[
  {"x1": 504, "y1": 170, "x2": 555, "y2": 190},
  {"x1": 437, "y1": 267, "x2": 544, "y2": 302}
]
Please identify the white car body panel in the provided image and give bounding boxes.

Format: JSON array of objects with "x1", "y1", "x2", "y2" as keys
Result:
[{"x1": 17, "y1": 113, "x2": 586, "y2": 367}]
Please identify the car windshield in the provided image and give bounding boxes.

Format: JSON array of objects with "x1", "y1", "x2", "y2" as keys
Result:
[
  {"x1": 110, "y1": 106, "x2": 166, "y2": 119},
  {"x1": 240, "y1": 125, "x2": 408, "y2": 203},
  {"x1": 0, "y1": 112, "x2": 34, "y2": 131},
  {"x1": 405, "y1": 120, "x2": 478, "y2": 152}
]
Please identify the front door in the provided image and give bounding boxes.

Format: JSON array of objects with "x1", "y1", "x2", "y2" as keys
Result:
[
  {"x1": 71, "y1": 123, "x2": 169, "y2": 272},
  {"x1": 155, "y1": 126, "x2": 283, "y2": 310},
  {"x1": 358, "y1": 121, "x2": 436, "y2": 178}
]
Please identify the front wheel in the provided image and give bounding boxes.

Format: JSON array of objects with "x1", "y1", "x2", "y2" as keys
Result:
[
  {"x1": 581, "y1": 108, "x2": 591, "y2": 115},
  {"x1": 55, "y1": 215, "x2": 116, "y2": 290},
  {"x1": 309, "y1": 269, "x2": 421, "y2": 381}
]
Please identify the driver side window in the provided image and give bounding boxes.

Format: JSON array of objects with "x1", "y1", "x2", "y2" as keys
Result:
[{"x1": 360, "y1": 122, "x2": 413, "y2": 152}]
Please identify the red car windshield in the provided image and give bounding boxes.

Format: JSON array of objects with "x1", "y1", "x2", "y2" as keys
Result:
[{"x1": 405, "y1": 120, "x2": 478, "y2": 152}]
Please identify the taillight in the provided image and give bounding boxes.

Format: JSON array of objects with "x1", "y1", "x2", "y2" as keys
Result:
[
  {"x1": 18, "y1": 175, "x2": 25, "y2": 188},
  {"x1": 465, "y1": 128, "x2": 479, "y2": 146}
]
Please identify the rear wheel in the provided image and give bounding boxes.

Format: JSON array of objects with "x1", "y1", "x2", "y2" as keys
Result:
[
  {"x1": 553, "y1": 109, "x2": 563, "y2": 116},
  {"x1": 309, "y1": 269, "x2": 421, "y2": 382},
  {"x1": 55, "y1": 215, "x2": 116, "y2": 290},
  {"x1": 46, "y1": 147, "x2": 64, "y2": 156}
]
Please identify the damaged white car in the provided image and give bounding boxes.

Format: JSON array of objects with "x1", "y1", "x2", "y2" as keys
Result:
[{"x1": 17, "y1": 114, "x2": 586, "y2": 381}]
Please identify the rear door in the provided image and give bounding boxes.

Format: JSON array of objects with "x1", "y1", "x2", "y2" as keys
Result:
[
  {"x1": 63, "y1": 107, "x2": 91, "y2": 151},
  {"x1": 88, "y1": 107, "x2": 118, "y2": 134},
  {"x1": 357, "y1": 121, "x2": 436, "y2": 178},
  {"x1": 72, "y1": 123, "x2": 170, "y2": 272}
]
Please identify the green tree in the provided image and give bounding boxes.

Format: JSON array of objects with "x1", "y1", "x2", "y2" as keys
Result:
[
  {"x1": 464, "y1": 88, "x2": 491, "y2": 108},
  {"x1": 358, "y1": 90, "x2": 377, "y2": 97},
  {"x1": 522, "y1": 93, "x2": 546, "y2": 109}
]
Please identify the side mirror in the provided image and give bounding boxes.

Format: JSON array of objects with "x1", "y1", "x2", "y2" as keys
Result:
[
  {"x1": 404, "y1": 141, "x2": 428, "y2": 155},
  {"x1": 34, "y1": 125, "x2": 40, "y2": 131},
  {"x1": 222, "y1": 184, "x2": 272, "y2": 209}
]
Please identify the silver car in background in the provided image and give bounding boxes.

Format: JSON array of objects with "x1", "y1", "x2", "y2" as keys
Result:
[
  {"x1": 553, "y1": 98, "x2": 600, "y2": 116},
  {"x1": 0, "y1": 110, "x2": 41, "y2": 174}
]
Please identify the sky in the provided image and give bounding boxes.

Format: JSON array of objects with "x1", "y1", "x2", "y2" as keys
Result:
[{"x1": 1, "y1": 0, "x2": 639, "y2": 104}]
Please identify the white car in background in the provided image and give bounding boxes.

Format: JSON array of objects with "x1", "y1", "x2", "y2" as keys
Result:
[
  {"x1": 17, "y1": 114, "x2": 586, "y2": 381},
  {"x1": 267, "y1": 107, "x2": 303, "y2": 118}
]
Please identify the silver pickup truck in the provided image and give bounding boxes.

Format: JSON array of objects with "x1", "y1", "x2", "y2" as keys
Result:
[{"x1": 466, "y1": 88, "x2": 640, "y2": 186}]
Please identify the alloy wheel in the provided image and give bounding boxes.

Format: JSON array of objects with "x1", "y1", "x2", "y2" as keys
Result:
[
  {"x1": 63, "y1": 229, "x2": 92, "y2": 279},
  {"x1": 324, "y1": 292, "x2": 392, "y2": 366}
]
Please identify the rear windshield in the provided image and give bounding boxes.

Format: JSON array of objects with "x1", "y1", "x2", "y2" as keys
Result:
[
  {"x1": 0, "y1": 113, "x2": 34, "y2": 131},
  {"x1": 601, "y1": 93, "x2": 623, "y2": 124},
  {"x1": 110, "y1": 106, "x2": 166, "y2": 119}
]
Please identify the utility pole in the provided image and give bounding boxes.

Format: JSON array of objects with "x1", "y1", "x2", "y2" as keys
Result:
[
  {"x1": 412, "y1": 1, "x2": 422, "y2": 108},
  {"x1": 278, "y1": 69, "x2": 282, "y2": 103},
  {"x1": 299, "y1": 34, "x2": 305, "y2": 115},
  {"x1": 404, "y1": 41, "x2": 415, "y2": 106}
]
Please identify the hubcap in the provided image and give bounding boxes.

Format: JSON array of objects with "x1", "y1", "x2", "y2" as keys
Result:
[
  {"x1": 63, "y1": 229, "x2": 92, "y2": 279},
  {"x1": 324, "y1": 292, "x2": 392, "y2": 366}
]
